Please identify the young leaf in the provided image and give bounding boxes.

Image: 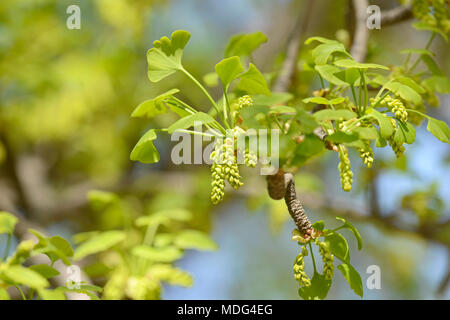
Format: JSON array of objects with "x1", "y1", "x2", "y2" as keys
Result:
[
  {"x1": 130, "y1": 129, "x2": 160, "y2": 164},
  {"x1": 298, "y1": 272, "x2": 332, "y2": 300},
  {"x1": 314, "y1": 65, "x2": 347, "y2": 86},
  {"x1": 73, "y1": 230, "x2": 126, "y2": 260},
  {"x1": 167, "y1": 112, "x2": 216, "y2": 134},
  {"x1": 395, "y1": 121, "x2": 416, "y2": 145},
  {"x1": 215, "y1": 56, "x2": 244, "y2": 89},
  {"x1": 335, "y1": 217, "x2": 362, "y2": 250},
  {"x1": 312, "y1": 42, "x2": 350, "y2": 65},
  {"x1": 295, "y1": 110, "x2": 320, "y2": 134},
  {"x1": 384, "y1": 81, "x2": 422, "y2": 105},
  {"x1": 422, "y1": 76, "x2": 450, "y2": 94},
  {"x1": 132, "y1": 245, "x2": 183, "y2": 262},
  {"x1": 131, "y1": 89, "x2": 180, "y2": 118},
  {"x1": 29, "y1": 264, "x2": 60, "y2": 279},
  {"x1": 333, "y1": 59, "x2": 389, "y2": 70},
  {"x1": 303, "y1": 97, "x2": 330, "y2": 105},
  {"x1": 420, "y1": 55, "x2": 444, "y2": 76},
  {"x1": 237, "y1": 64, "x2": 271, "y2": 95},
  {"x1": 148, "y1": 264, "x2": 193, "y2": 287},
  {"x1": 2, "y1": 265, "x2": 49, "y2": 289},
  {"x1": 147, "y1": 30, "x2": 191, "y2": 82},
  {"x1": 351, "y1": 126, "x2": 379, "y2": 140},
  {"x1": 335, "y1": 68, "x2": 361, "y2": 86},
  {"x1": 337, "y1": 263, "x2": 363, "y2": 298},
  {"x1": 304, "y1": 36, "x2": 337, "y2": 45},
  {"x1": 412, "y1": 22, "x2": 448, "y2": 42},
  {"x1": 400, "y1": 48, "x2": 434, "y2": 57},
  {"x1": 224, "y1": 31, "x2": 268, "y2": 58},
  {"x1": 326, "y1": 132, "x2": 359, "y2": 143},
  {"x1": 365, "y1": 109, "x2": 394, "y2": 138},
  {"x1": 427, "y1": 117, "x2": 450, "y2": 143},
  {"x1": 324, "y1": 232, "x2": 350, "y2": 262},
  {"x1": 253, "y1": 92, "x2": 293, "y2": 106},
  {"x1": 203, "y1": 72, "x2": 219, "y2": 87},
  {"x1": 136, "y1": 209, "x2": 192, "y2": 227},
  {"x1": 312, "y1": 220, "x2": 325, "y2": 231},
  {"x1": 0, "y1": 287, "x2": 10, "y2": 300},
  {"x1": 38, "y1": 288, "x2": 66, "y2": 300},
  {"x1": 174, "y1": 230, "x2": 218, "y2": 251},
  {"x1": 394, "y1": 76, "x2": 425, "y2": 94},
  {"x1": 313, "y1": 109, "x2": 357, "y2": 121},
  {"x1": 0, "y1": 211, "x2": 18, "y2": 235},
  {"x1": 268, "y1": 106, "x2": 296, "y2": 114}
]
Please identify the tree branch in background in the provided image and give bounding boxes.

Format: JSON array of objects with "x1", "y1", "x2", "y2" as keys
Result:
[
  {"x1": 381, "y1": 4, "x2": 413, "y2": 27},
  {"x1": 350, "y1": 0, "x2": 369, "y2": 62},
  {"x1": 0, "y1": 132, "x2": 33, "y2": 216},
  {"x1": 273, "y1": 0, "x2": 314, "y2": 93}
]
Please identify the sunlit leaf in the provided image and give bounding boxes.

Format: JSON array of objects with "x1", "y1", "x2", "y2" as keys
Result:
[
  {"x1": 168, "y1": 112, "x2": 216, "y2": 134},
  {"x1": 427, "y1": 117, "x2": 450, "y2": 143},
  {"x1": 224, "y1": 31, "x2": 268, "y2": 58},
  {"x1": 365, "y1": 109, "x2": 395, "y2": 138},
  {"x1": 130, "y1": 129, "x2": 160, "y2": 164},
  {"x1": 237, "y1": 63, "x2": 271, "y2": 95},
  {"x1": 73, "y1": 231, "x2": 126, "y2": 260},
  {"x1": 314, "y1": 65, "x2": 347, "y2": 86},
  {"x1": 335, "y1": 217, "x2": 362, "y2": 250},
  {"x1": 312, "y1": 42, "x2": 350, "y2": 65},
  {"x1": 132, "y1": 245, "x2": 183, "y2": 262},
  {"x1": 0, "y1": 211, "x2": 18, "y2": 235},
  {"x1": 313, "y1": 109, "x2": 357, "y2": 121},
  {"x1": 324, "y1": 232, "x2": 350, "y2": 262},
  {"x1": 334, "y1": 59, "x2": 389, "y2": 70},
  {"x1": 337, "y1": 263, "x2": 363, "y2": 297},
  {"x1": 147, "y1": 30, "x2": 191, "y2": 82},
  {"x1": 298, "y1": 272, "x2": 332, "y2": 300},
  {"x1": 174, "y1": 230, "x2": 218, "y2": 251},
  {"x1": 2, "y1": 265, "x2": 49, "y2": 289},
  {"x1": 131, "y1": 89, "x2": 180, "y2": 118}
]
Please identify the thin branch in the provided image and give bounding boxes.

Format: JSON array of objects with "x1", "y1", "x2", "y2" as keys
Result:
[
  {"x1": 273, "y1": 0, "x2": 314, "y2": 92},
  {"x1": 381, "y1": 5, "x2": 413, "y2": 27},
  {"x1": 350, "y1": 0, "x2": 369, "y2": 62}
]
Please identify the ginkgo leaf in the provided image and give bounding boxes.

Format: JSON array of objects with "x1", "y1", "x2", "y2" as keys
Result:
[
  {"x1": 215, "y1": 56, "x2": 244, "y2": 89},
  {"x1": 130, "y1": 129, "x2": 160, "y2": 164},
  {"x1": 167, "y1": 112, "x2": 216, "y2": 134},
  {"x1": 131, "y1": 89, "x2": 180, "y2": 118},
  {"x1": 147, "y1": 30, "x2": 191, "y2": 82}
]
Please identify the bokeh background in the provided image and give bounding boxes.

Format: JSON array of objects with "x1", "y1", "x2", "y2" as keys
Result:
[{"x1": 0, "y1": 0, "x2": 449, "y2": 299}]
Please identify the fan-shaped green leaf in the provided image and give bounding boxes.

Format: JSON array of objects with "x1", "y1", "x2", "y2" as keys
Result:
[
  {"x1": 237, "y1": 64, "x2": 271, "y2": 95},
  {"x1": 130, "y1": 129, "x2": 160, "y2": 164},
  {"x1": 131, "y1": 89, "x2": 180, "y2": 118}
]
